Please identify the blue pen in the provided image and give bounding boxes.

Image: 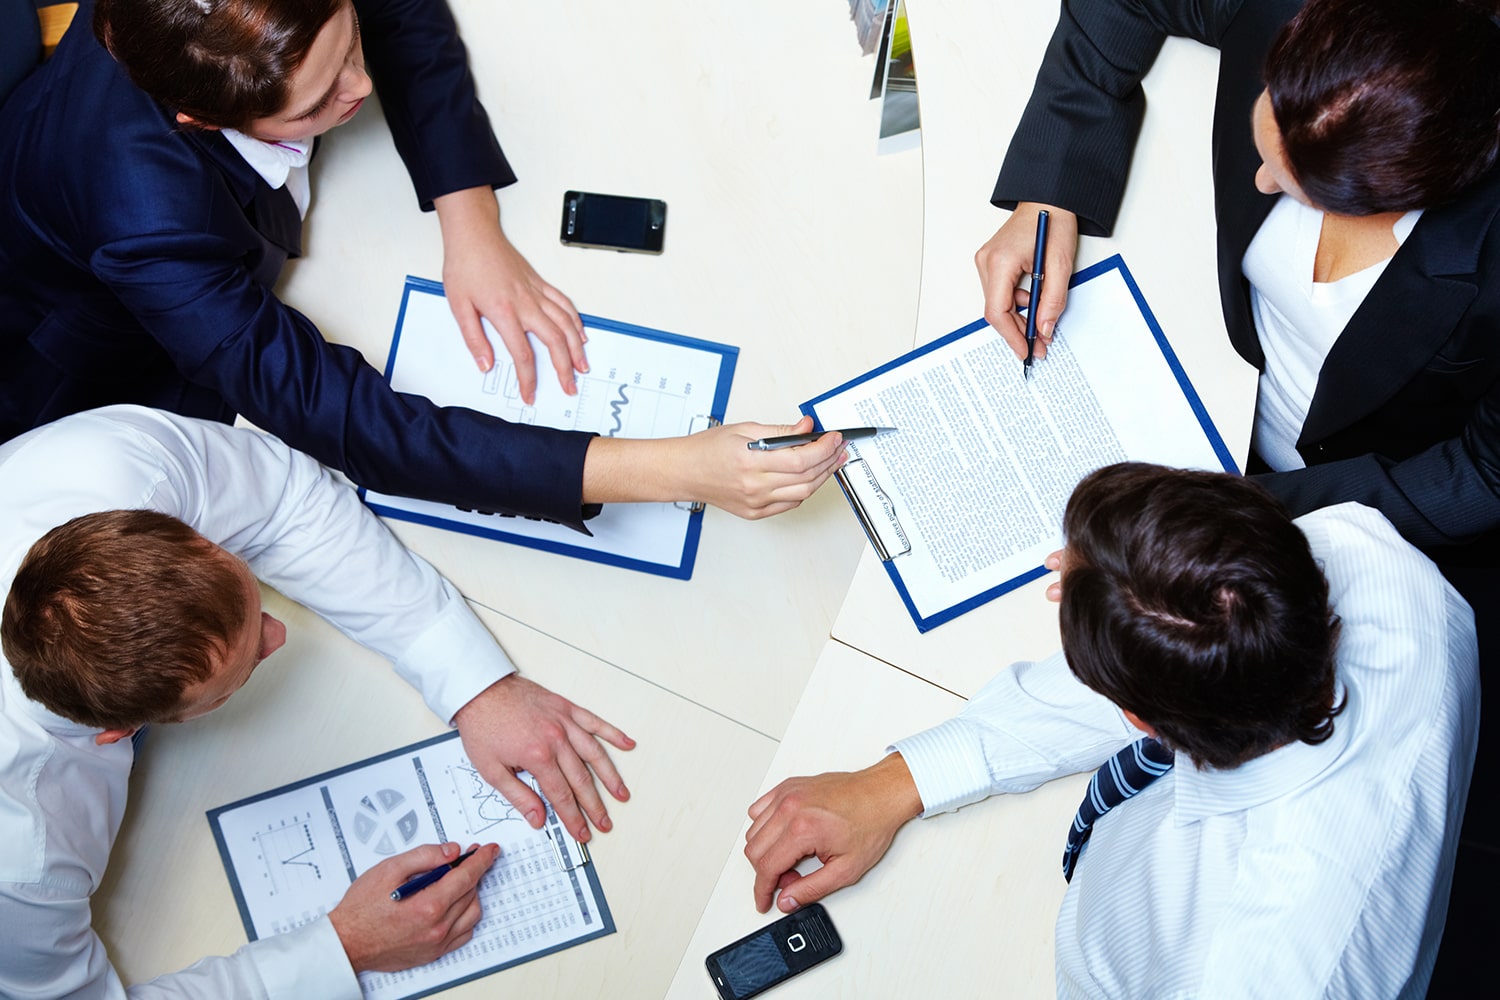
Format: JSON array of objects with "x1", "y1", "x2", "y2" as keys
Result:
[
  {"x1": 1023, "y1": 209, "x2": 1050, "y2": 380},
  {"x1": 389, "y1": 847, "x2": 479, "y2": 902}
]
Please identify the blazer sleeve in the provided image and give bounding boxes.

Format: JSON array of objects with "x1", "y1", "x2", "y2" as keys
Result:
[
  {"x1": 1255, "y1": 419, "x2": 1500, "y2": 552},
  {"x1": 90, "y1": 225, "x2": 596, "y2": 529},
  {"x1": 991, "y1": 0, "x2": 1247, "y2": 236},
  {"x1": 355, "y1": 0, "x2": 516, "y2": 209}
]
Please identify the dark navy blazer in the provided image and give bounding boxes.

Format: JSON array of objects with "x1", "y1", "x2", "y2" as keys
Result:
[
  {"x1": 0, "y1": 0, "x2": 595, "y2": 528},
  {"x1": 994, "y1": 0, "x2": 1500, "y2": 557}
]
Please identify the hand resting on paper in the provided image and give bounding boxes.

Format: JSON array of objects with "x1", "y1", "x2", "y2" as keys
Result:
[
  {"x1": 435, "y1": 186, "x2": 588, "y2": 405},
  {"x1": 330, "y1": 841, "x2": 500, "y2": 973},
  {"x1": 1044, "y1": 548, "x2": 1068, "y2": 602},
  {"x1": 582, "y1": 414, "x2": 847, "y2": 519},
  {"x1": 743, "y1": 754, "x2": 924, "y2": 914},
  {"x1": 454, "y1": 675, "x2": 635, "y2": 844},
  {"x1": 975, "y1": 202, "x2": 1079, "y2": 362}
]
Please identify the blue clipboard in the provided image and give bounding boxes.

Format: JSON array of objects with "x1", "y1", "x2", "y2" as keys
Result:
[
  {"x1": 359, "y1": 276, "x2": 738, "y2": 580},
  {"x1": 802, "y1": 255, "x2": 1237, "y2": 632}
]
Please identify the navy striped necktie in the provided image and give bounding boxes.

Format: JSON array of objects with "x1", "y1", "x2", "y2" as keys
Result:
[{"x1": 1062, "y1": 736, "x2": 1175, "y2": 882}]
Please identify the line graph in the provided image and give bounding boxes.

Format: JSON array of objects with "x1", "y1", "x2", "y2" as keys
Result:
[
  {"x1": 253, "y1": 814, "x2": 325, "y2": 896},
  {"x1": 447, "y1": 762, "x2": 528, "y2": 836}
]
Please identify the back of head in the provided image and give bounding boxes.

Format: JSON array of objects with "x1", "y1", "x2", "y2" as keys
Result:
[
  {"x1": 93, "y1": 0, "x2": 342, "y2": 130},
  {"x1": 1265, "y1": 0, "x2": 1500, "y2": 214},
  {"x1": 1060, "y1": 464, "x2": 1342, "y2": 770},
  {"x1": 1, "y1": 510, "x2": 248, "y2": 730}
]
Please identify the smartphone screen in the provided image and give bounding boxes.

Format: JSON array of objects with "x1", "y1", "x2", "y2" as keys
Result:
[
  {"x1": 705, "y1": 904, "x2": 842, "y2": 1000},
  {"x1": 560, "y1": 190, "x2": 666, "y2": 253}
]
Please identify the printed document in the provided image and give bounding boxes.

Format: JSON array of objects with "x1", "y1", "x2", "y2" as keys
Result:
[
  {"x1": 209, "y1": 731, "x2": 612, "y2": 1000},
  {"x1": 805, "y1": 256, "x2": 1234, "y2": 630}
]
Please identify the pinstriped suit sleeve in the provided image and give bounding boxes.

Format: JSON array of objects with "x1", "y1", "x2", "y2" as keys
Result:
[{"x1": 992, "y1": 0, "x2": 1247, "y2": 236}]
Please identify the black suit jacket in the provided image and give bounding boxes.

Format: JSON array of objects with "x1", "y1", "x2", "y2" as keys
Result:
[
  {"x1": 994, "y1": 0, "x2": 1500, "y2": 557},
  {"x1": 0, "y1": 0, "x2": 596, "y2": 528}
]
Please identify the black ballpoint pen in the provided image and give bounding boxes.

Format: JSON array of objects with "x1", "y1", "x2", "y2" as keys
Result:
[
  {"x1": 389, "y1": 847, "x2": 479, "y2": 901},
  {"x1": 1023, "y1": 209, "x2": 1050, "y2": 380}
]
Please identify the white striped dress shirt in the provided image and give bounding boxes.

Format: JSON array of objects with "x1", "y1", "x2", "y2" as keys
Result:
[{"x1": 893, "y1": 503, "x2": 1478, "y2": 998}]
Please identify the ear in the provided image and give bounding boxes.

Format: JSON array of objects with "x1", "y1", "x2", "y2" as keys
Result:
[
  {"x1": 174, "y1": 111, "x2": 221, "y2": 132},
  {"x1": 1120, "y1": 710, "x2": 1158, "y2": 739},
  {"x1": 95, "y1": 727, "x2": 138, "y2": 746}
]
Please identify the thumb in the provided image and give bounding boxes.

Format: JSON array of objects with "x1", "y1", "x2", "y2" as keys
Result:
[
  {"x1": 773, "y1": 860, "x2": 855, "y2": 912},
  {"x1": 487, "y1": 769, "x2": 548, "y2": 830}
]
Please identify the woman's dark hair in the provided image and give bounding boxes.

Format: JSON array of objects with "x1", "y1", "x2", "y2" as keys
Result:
[
  {"x1": 1059, "y1": 464, "x2": 1343, "y2": 771},
  {"x1": 1264, "y1": 0, "x2": 1500, "y2": 214},
  {"x1": 94, "y1": 0, "x2": 343, "y2": 131}
]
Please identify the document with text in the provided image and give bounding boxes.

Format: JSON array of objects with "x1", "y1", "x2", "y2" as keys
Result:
[
  {"x1": 804, "y1": 255, "x2": 1236, "y2": 631},
  {"x1": 208, "y1": 731, "x2": 612, "y2": 1000},
  {"x1": 362, "y1": 277, "x2": 737, "y2": 579}
]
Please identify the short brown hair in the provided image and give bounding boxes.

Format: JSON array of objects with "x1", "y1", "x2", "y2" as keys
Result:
[
  {"x1": 1, "y1": 510, "x2": 249, "y2": 730},
  {"x1": 1060, "y1": 464, "x2": 1343, "y2": 770},
  {"x1": 94, "y1": 0, "x2": 344, "y2": 131}
]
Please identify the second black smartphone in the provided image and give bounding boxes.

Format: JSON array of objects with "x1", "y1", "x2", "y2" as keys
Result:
[
  {"x1": 560, "y1": 190, "x2": 666, "y2": 254},
  {"x1": 704, "y1": 904, "x2": 843, "y2": 1000}
]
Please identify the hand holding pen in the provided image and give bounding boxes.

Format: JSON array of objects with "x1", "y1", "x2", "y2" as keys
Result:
[
  {"x1": 329, "y1": 841, "x2": 500, "y2": 974},
  {"x1": 973, "y1": 203, "x2": 1079, "y2": 366}
]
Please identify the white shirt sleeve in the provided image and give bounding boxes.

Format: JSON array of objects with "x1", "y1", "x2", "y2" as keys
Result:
[
  {"x1": 0, "y1": 878, "x2": 359, "y2": 1000},
  {"x1": 891, "y1": 650, "x2": 1139, "y2": 817}
]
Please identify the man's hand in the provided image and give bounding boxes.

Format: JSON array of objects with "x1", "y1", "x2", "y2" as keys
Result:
[
  {"x1": 744, "y1": 754, "x2": 924, "y2": 914},
  {"x1": 582, "y1": 415, "x2": 846, "y2": 519},
  {"x1": 329, "y1": 841, "x2": 499, "y2": 973},
  {"x1": 975, "y1": 202, "x2": 1079, "y2": 361},
  {"x1": 453, "y1": 675, "x2": 634, "y2": 843},
  {"x1": 435, "y1": 186, "x2": 588, "y2": 404}
]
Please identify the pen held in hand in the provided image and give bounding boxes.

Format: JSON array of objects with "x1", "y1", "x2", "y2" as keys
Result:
[
  {"x1": 746, "y1": 426, "x2": 895, "y2": 451},
  {"x1": 390, "y1": 846, "x2": 479, "y2": 902},
  {"x1": 1023, "y1": 209, "x2": 1050, "y2": 381}
]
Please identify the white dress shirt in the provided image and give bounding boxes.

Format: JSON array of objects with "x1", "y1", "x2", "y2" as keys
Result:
[
  {"x1": 221, "y1": 129, "x2": 312, "y2": 218},
  {"x1": 0, "y1": 406, "x2": 517, "y2": 999},
  {"x1": 894, "y1": 503, "x2": 1478, "y2": 999},
  {"x1": 1243, "y1": 196, "x2": 1422, "y2": 470}
]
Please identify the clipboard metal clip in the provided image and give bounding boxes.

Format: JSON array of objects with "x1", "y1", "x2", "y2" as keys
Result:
[
  {"x1": 674, "y1": 414, "x2": 721, "y2": 513},
  {"x1": 835, "y1": 449, "x2": 911, "y2": 561},
  {"x1": 546, "y1": 828, "x2": 591, "y2": 872}
]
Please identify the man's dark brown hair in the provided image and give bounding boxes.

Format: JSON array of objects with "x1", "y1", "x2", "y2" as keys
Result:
[{"x1": 1060, "y1": 464, "x2": 1343, "y2": 770}]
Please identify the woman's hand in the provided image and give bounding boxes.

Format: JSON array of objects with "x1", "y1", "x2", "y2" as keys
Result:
[
  {"x1": 975, "y1": 203, "x2": 1079, "y2": 361},
  {"x1": 435, "y1": 187, "x2": 587, "y2": 405}
]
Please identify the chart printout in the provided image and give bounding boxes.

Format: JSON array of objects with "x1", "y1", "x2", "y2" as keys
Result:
[
  {"x1": 209, "y1": 731, "x2": 612, "y2": 1000},
  {"x1": 360, "y1": 277, "x2": 737, "y2": 579},
  {"x1": 805, "y1": 256, "x2": 1234, "y2": 630}
]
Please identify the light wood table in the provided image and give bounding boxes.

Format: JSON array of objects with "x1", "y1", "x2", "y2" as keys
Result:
[
  {"x1": 665, "y1": 639, "x2": 1084, "y2": 999},
  {"x1": 96, "y1": 591, "x2": 778, "y2": 1000},
  {"x1": 275, "y1": 0, "x2": 925, "y2": 741}
]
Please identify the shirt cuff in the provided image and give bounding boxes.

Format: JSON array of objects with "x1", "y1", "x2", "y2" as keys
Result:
[
  {"x1": 250, "y1": 916, "x2": 360, "y2": 1000},
  {"x1": 889, "y1": 718, "x2": 996, "y2": 818},
  {"x1": 392, "y1": 599, "x2": 517, "y2": 724}
]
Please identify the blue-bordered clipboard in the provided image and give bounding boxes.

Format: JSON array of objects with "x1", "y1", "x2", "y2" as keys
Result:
[
  {"x1": 207, "y1": 730, "x2": 614, "y2": 1000},
  {"x1": 359, "y1": 276, "x2": 738, "y2": 580},
  {"x1": 802, "y1": 255, "x2": 1237, "y2": 632}
]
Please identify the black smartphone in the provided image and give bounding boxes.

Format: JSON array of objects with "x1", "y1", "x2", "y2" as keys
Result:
[
  {"x1": 704, "y1": 904, "x2": 843, "y2": 1000},
  {"x1": 559, "y1": 190, "x2": 666, "y2": 254}
]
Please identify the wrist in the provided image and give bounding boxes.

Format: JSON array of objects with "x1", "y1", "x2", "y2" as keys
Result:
[{"x1": 867, "y1": 753, "x2": 925, "y2": 821}]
